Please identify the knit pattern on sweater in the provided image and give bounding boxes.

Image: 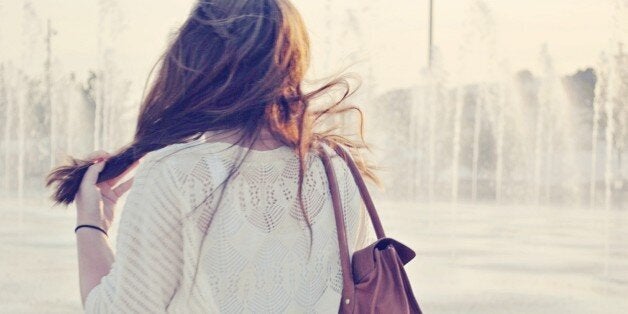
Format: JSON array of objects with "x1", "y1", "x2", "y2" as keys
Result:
[{"x1": 84, "y1": 140, "x2": 370, "y2": 313}]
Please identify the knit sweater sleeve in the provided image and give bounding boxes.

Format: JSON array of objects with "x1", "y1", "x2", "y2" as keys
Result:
[{"x1": 84, "y1": 154, "x2": 186, "y2": 313}]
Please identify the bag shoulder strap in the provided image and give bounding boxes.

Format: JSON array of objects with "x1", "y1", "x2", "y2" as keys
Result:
[
  {"x1": 316, "y1": 142, "x2": 388, "y2": 299},
  {"x1": 328, "y1": 144, "x2": 386, "y2": 239},
  {"x1": 317, "y1": 144, "x2": 354, "y2": 299}
]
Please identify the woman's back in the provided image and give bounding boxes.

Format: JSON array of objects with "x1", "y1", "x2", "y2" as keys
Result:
[{"x1": 85, "y1": 137, "x2": 367, "y2": 313}]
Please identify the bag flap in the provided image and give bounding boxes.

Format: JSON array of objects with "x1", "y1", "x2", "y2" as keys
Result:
[
  {"x1": 352, "y1": 237, "x2": 416, "y2": 282},
  {"x1": 374, "y1": 238, "x2": 416, "y2": 263}
]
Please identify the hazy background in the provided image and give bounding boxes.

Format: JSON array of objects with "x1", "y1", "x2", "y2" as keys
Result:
[
  {"x1": 0, "y1": 0, "x2": 620, "y2": 89},
  {"x1": 0, "y1": 0, "x2": 627, "y2": 313}
]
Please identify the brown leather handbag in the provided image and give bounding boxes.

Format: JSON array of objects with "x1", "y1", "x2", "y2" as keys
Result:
[{"x1": 317, "y1": 143, "x2": 423, "y2": 314}]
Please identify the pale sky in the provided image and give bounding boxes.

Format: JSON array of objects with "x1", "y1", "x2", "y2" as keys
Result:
[{"x1": 0, "y1": 0, "x2": 624, "y2": 92}]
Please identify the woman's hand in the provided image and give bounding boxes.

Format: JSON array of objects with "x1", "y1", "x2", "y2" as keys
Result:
[{"x1": 75, "y1": 151, "x2": 138, "y2": 232}]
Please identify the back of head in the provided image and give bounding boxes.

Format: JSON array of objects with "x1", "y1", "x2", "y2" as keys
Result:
[{"x1": 133, "y1": 0, "x2": 310, "y2": 143}]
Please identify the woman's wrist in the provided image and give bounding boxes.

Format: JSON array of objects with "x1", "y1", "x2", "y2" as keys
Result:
[
  {"x1": 76, "y1": 216, "x2": 110, "y2": 234},
  {"x1": 75, "y1": 224, "x2": 109, "y2": 237}
]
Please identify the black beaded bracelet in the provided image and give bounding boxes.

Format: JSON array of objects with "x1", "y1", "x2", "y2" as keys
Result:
[{"x1": 75, "y1": 224, "x2": 108, "y2": 237}]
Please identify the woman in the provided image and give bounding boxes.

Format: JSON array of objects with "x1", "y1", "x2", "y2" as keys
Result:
[{"x1": 47, "y1": 0, "x2": 376, "y2": 312}]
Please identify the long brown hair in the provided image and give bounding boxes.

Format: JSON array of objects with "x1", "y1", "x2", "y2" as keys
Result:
[{"x1": 46, "y1": 0, "x2": 376, "y2": 243}]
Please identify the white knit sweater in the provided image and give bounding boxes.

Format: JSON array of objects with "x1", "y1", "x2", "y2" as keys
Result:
[{"x1": 84, "y1": 139, "x2": 369, "y2": 313}]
